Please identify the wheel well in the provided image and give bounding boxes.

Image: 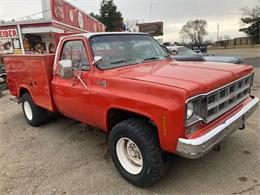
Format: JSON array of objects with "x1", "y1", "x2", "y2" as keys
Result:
[
  {"x1": 19, "y1": 88, "x2": 29, "y2": 97},
  {"x1": 107, "y1": 108, "x2": 155, "y2": 131}
]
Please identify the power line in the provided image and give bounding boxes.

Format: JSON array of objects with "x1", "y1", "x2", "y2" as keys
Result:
[
  {"x1": 9, "y1": 0, "x2": 77, "y2": 22},
  {"x1": 225, "y1": 12, "x2": 244, "y2": 15}
]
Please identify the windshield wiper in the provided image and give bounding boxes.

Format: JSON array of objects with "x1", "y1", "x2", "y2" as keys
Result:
[
  {"x1": 110, "y1": 59, "x2": 130, "y2": 64},
  {"x1": 143, "y1": 57, "x2": 160, "y2": 61}
]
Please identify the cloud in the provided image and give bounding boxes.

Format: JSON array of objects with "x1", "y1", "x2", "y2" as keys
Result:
[{"x1": 0, "y1": 0, "x2": 258, "y2": 42}]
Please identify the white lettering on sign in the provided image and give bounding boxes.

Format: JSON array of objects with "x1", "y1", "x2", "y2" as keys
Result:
[{"x1": 0, "y1": 29, "x2": 18, "y2": 39}]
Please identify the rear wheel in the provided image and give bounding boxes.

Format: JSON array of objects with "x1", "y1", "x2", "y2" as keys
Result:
[
  {"x1": 109, "y1": 118, "x2": 168, "y2": 187},
  {"x1": 21, "y1": 93, "x2": 48, "y2": 126}
]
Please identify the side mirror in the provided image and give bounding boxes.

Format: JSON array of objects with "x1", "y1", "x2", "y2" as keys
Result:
[
  {"x1": 92, "y1": 56, "x2": 103, "y2": 66},
  {"x1": 59, "y1": 60, "x2": 74, "y2": 79}
]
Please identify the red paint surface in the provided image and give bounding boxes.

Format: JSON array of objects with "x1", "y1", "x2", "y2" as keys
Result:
[
  {"x1": 4, "y1": 54, "x2": 56, "y2": 112},
  {"x1": 3, "y1": 35, "x2": 255, "y2": 154}
]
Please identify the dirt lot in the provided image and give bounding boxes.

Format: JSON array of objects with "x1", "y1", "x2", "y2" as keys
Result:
[{"x1": 1, "y1": 68, "x2": 260, "y2": 194}]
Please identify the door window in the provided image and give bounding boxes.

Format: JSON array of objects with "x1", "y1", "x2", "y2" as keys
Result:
[{"x1": 60, "y1": 40, "x2": 90, "y2": 70}]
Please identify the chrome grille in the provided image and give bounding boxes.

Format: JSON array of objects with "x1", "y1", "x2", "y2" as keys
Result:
[{"x1": 205, "y1": 74, "x2": 253, "y2": 122}]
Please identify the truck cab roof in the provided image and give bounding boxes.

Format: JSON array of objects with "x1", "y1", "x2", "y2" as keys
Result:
[{"x1": 63, "y1": 32, "x2": 149, "y2": 39}]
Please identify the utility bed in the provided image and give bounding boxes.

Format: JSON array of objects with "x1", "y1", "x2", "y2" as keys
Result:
[{"x1": 3, "y1": 54, "x2": 56, "y2": 111}]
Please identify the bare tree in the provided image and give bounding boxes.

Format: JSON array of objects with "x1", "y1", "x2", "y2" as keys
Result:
[
  {"x1": 240, "y1": 4, "x2": 260, "y2": 21},
  {"x1": 180, "y1": 19, "x2": 208, "y2": 45}
]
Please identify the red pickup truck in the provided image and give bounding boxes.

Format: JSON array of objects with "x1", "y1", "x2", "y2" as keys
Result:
[{"x1": 3, "y1": 32, "x2": 259, "y2": 187}]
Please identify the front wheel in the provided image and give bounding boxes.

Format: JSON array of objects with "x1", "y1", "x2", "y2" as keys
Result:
[
  {"x1": 109, "y1": 118, "x2": 168, "y2": 187},
  {"x1": 21, "y1": 93, "x2": 48, "y2": 126}
]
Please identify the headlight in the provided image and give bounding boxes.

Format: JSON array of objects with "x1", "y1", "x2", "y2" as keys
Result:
[
  {"x1": 185, "y1": 96, "x2": 207, "y2": 134},
  {"x1": 186, "y1": 102, "x2": 194, "y2": 119}
]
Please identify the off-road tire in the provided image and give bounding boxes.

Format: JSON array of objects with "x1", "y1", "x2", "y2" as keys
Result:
[
  {"x1": 21, "y1": 93, "x2": 48, "y2": 126},
  {"x1": 109, "y1": 118, "x2": 168, "y2": 187}
]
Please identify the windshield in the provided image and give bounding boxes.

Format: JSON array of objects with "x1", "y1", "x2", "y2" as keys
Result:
[
  {"x1": 176, "y1": 47, "x2": 198, "y2": 56},
  {"x1": 90, "y1": 34, "x2": 171, "y2": 69}
]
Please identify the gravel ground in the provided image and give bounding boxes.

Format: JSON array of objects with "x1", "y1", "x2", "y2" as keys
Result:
[
  {"x1": 0, "y1": 66, "x2": 260, "y2": 195},
  {"x1": 244, "y1": 57, "x2": 260, "y2": 68}
]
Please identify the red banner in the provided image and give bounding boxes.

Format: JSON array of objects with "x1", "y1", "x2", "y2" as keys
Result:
[
  {"x1": 50, "y1": 0, "x2": 105, "y2": 32},
  {"x1": 0, "y1": 29, "x2": 18, "y2": 39}
]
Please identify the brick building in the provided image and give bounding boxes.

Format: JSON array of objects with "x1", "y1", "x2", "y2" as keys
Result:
[{"x1": 215, "y1": 37, "x2": 252, "y2": 48}]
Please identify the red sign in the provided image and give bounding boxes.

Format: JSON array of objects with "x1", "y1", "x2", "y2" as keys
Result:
[
  {"x1": 0, "y1": 29, "x2": 18, "y2": 39},
  {"x1": 50, "y1": 0, "x2": 105, "y2": 32}
]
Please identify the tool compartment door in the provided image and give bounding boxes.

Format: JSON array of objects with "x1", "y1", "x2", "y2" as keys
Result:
[{"x1": 30, "y1": 55, "x2": 56, "y2": 111}]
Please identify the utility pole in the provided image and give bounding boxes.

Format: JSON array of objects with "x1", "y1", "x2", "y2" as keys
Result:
[
  {"x1": 217, "y1": 23, "x2": 219, "y2": 41},
  {"x1": 149, "y1": 0, "x2": 154, "y2": 20}
]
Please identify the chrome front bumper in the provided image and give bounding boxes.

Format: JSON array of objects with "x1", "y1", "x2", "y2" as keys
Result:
[{"x1": 176, "y1": 96, "x2": 259, "y2": 159}]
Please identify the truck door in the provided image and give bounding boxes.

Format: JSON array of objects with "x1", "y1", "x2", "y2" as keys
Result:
[{"x1": 52, "y1": 39, "x2": 94, "y2": 124}]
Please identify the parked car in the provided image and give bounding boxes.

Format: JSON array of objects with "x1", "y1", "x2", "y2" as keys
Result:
[
  {"x1": 192, "y1": 45, "x2": 207, "y2": 54},
  {"x1": 0, "y1": 83, "x2": 2, "y2": 97},
  {"x1": 0, "y1": 63, "x2": 8, "y2": 90},
  {"x1": 163, "y1": 45, "x2": 244, "y2": 64},
  {"x1": 161, "y1": 45, "x2": 204, "y2": 61},
  {"x1": 192, "y1": 48, "x2": 203, "y2": 54},
  {"x1": 3, "y1": 32, "x2": 258, "y2": 187}
]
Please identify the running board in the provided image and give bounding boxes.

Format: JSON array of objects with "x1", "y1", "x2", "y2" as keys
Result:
[{"x1": 9, "y1": 97, "x2": 21, "y2": 104}]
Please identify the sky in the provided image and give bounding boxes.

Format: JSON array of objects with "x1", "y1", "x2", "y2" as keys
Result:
[{"x1": 0, "y1": 0, "x2": 259, "y2": 42}]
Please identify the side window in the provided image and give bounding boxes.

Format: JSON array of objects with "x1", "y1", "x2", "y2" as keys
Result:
[{"x1": 60, "y1": 40, "x2": 90, "y2": 70}]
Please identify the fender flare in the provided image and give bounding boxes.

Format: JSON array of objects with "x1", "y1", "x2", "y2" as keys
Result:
[
  {"x1": 18, "y1": 86, "x2": 33, "y2": 98},
  {"x1": 106, "y1": 106, "x2": 158, "y2": 130}
]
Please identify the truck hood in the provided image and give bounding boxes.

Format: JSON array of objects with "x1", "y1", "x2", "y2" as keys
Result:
[
  {"x1": 171, "y1": 55, "x2": 243, "y2": 64},
  {"x1": 203, "y1": 56, "x2": 243, "y2": 64},
  {"x1": 111, "y1": 60, "x2": 253, "y2": 97}
]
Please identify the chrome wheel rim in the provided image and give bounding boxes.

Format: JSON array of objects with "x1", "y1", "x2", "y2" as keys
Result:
[
  {"x1": 116, "y1": 137, "x2": 143, "y2": 175},
  {"x1": 23, "y1": 101, "x2": 33, "y2": 120}
]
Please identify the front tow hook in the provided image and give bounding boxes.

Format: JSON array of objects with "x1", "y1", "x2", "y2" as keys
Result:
[
  {"x1": 239, "y1": 123, "x2": 245, "y2": 130},
  {"x1": 213, "y1": 144, "x2": 221, "y2": 152}
]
